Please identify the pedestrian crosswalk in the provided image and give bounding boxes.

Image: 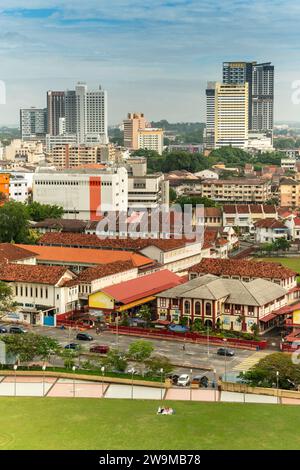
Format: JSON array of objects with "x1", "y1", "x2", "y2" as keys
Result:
[{"x1": 232, "y1": 351, "x2": 271, "y2": 371}]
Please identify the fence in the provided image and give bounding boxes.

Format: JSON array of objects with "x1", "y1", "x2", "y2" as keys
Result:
[
  {"x1": 109, "y1": 325, "x2": 267, "y2": 350},
  {"x1": 222, "y1": 380, "x2": 300, "y2": 399}
]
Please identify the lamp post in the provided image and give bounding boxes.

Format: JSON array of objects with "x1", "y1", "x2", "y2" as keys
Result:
[
  {"x1": 276, "y1": 370, "x2": 280, "y2": 404},
  {"x1": 207, "y1": 324, "x2": 210, "y2": 357},
  {"x1": 190, "y1": 368, "x2": 193, "y2": 401},
  {"x1": 101, "y1": 366, "x2": 105, "y2": 398},
  {"x1": 13, "y1": 365, "x2": 18, "y2": 397},
  {"x1": 72, "y1": 365, "x2": 76, "y2": 398},
  {"x1": 213, "y1": 369, "x2": 217, "y2": 402},
  {"x1": 223, "y1": 338, "x2": 227, "y2": 382},
  {"x1": 116, "y1": 315, "x2": 119, "y2": 351},
  {"x1": 242, "y1": 371, "x2": 246, "y2": 404},
  {"x1": 42, "y1": 364, "x2": 46, "y2": 397},
  {"x1": 160, "y1": 368, "x2": 164, "y2": 402},
  {"x1": 131, "y1": 368, "x2": 135, "y2": 400}
]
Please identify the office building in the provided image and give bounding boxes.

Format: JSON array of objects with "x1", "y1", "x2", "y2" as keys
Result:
[
  {"x1": 20, "y1": 108, "x2": 47, "y2": 140},
  {"x1": 46, "y1": 91, "x2": 65, "y2": 136},
  {"x1": 123, "y1": 113, "x2": 146, "y2": 149},
  {"x1": 205, "y1": 82, "x2": 216, "y2": 149},
  {"x1": 214, "y1": 83, "x2": 248, "y2": 148},
  {"x1": 137, "y1": 128, "x2": 164, "y2": 154}
]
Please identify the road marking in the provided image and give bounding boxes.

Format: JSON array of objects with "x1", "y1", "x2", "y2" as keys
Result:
[{"x1": 232, "y1": 351, "x2": 271, "y2": 371}]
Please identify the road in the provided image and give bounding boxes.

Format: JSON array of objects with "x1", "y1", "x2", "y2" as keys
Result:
[{"x1": 24, "y1": 324, "x2": 255, "y2": 378}]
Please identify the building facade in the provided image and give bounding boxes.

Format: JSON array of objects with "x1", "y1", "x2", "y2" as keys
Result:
[
  {"x1": 47, "y1": 91, "x2": 65, "y2": 136},
  {"x1": 137, "y1": 128, "x2": 164, "y2": 155},
  {"x1": 20, "y1": 108, "x2": 47, "y2": 140},
  {"x1": 123, "y1": 113, "x2": 146, "y2": 149}
]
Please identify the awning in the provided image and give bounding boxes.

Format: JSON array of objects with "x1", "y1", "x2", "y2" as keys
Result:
[
  {"x1": 117, "y1": 296, "x2": 156, "y2": 312},
  {"x1": 260, "y1": 313, "x2": 277, "y2": 323}
]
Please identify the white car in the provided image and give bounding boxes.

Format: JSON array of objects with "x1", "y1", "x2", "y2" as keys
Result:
[{"x1": 177, "y1": 374, "x2": 190, "y2": 387}]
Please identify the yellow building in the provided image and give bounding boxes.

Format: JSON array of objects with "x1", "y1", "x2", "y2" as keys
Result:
[{"x1": 0, "y1": 173, "x2": 10, "y2": 201}]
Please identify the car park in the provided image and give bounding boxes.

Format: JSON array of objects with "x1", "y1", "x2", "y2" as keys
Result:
[
  {"x1": 76, "y1": 332, "x2": 93, "y2": 341},
  {"x1": 89, "y1": 345, "x2": 110, "y2": 354},
  {"x1": 217, "y1": 347, "x2": 235, "y2": 357},
  {"x1": 64, "y1": 343, "x2": 80, "y2": 350},
  {"x1": 166, "y1": 373, "x2": 180, "y2": 385},
  {"x1": 191, "y1": 375, "x2": 209, "y2": 388}
]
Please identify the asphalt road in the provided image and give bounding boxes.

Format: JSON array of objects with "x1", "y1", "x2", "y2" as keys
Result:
[{"x1": 20, "y1": 324, "x2": 254, "y2": 378}]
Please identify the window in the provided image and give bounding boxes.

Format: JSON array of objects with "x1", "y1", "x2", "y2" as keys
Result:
[
  {"x1": 205, "y1": 302, "x2": 212, "y2": 316},
  {"x1": 195, "y1": 301, "x2": 201, "y2": 316},
  {"x1": 160, "y1": 298, "x2": 167, "y2": 307},
  {"x1": 184, "y1": 301, "x2": 191, "y2": 315}
]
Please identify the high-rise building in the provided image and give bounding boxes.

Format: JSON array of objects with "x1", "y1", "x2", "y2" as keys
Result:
[
  {"x1": 222, "y1": 61, "x2": 274, "y2": 132},
  {"x1": 20, "y1": 107, "x2": 47, "y2": 140},
  {"x1": 46, "y1": 91, "x2": 65, "y2": 135},
  {"x1": 214, "y1": 83, "x2": 248, "y2": 148},
  {"x1": 205, "y1": 82, "x2": 216, "y2": 149},
  {"x1": 123, "y1": 113, "x2": 146, "y2": 149},
  {"x1": 137, "y1": 128, "x2": 164, "y2": 155}
]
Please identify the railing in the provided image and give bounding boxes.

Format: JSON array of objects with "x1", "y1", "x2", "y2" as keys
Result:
[{"x1": 108, "y1": 325, "x2": 267, "y2": 350}]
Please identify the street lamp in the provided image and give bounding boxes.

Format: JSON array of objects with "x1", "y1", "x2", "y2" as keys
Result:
[
  {"x1": 13, "y1": 365, "x2": 18, "y2": 397},
  {"x1": 72, "y1": 365, "x2": 76, "y2": 398},
  {"x1": 207, "y1": 324, "x2": 210, "y2": 357},
  {"x1": 160, "y1": 368, "x2": 164, "y2": 402},
  {"x1": 130, "y1": 368, "x2": 135, "y2": 400},
  {"x1": 213, "y1": 369, "x2": 217, "y2": 402},
  {"x1": 101, "y1": 366, "x2": 105, "y2": 398},
  {"x1": 190, "y1": 368, "x2": 193, "y2": 401},
  {"x1": 42, "y1": 364, "x2": 46, "y2": 397},
  {"x1": 276, "y1": 370, "x2": 280, "y2": 404},
  {"x1": 223, "y1": 338, "x2": 227, "y2": 382},
  {"x1": 242, "y1": 371, "x2": 246, "y2": 404}
]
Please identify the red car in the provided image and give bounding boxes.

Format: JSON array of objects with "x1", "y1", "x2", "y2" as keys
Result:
[{"x1": 89, "y1": 345, "x2": 110, "y2": 354}]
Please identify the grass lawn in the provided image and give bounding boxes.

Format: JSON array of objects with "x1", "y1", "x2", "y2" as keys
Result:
[{"x1": 0, "y1": 398, "x2": 300, "y2": 450}]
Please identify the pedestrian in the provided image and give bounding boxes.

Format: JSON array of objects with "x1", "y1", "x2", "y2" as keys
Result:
[{"x1": 182, "y1": 343, "x2": 186, "y2": 351}]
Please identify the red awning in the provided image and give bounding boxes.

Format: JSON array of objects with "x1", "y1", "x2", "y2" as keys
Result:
[{"x1": 260, "y1": 313, "x2": 277, "y2": 323}]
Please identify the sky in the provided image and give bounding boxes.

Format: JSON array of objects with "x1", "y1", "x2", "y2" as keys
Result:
[{"x1": 0, "y1": 0, "x2": 300, "y2": 126}]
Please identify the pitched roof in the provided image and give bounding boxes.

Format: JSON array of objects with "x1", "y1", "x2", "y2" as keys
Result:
[
  {"x1": 188, "y1": 258, "x2": 296, "y2": 280},
  {"x1": 223, "y1": 204, "x2": 276, "y2": 215},
  {"x1": 38, "y1": 232, "x2": 197, "y2": 252},
  {"x1": 101, "y1": 269, "x2": 182, "y2": 304},
  {"x1": 157, "y1": 274, "x2": 287, "y2": 306},
  {"x1": 0, "y1": 264, "x2": 72, "y2": 285},
  {"x1": 255, "y1": 218, "x2": 286, "y2": 229},
  {"x1": 33, "y1": 218, "x2": 87, "y2": 232},
  {"x1": 76, "y1": 261, "x2": 136, "y2": 283},
  {"x1": 16, "y1": 244, "x2": 152, "y2": 268},
  {"x1": 204, "y1": 207, "x2": 222, "y2": 217},
  {"x1": 0, "y1": 243, "x2": 37, "y2": 263}
]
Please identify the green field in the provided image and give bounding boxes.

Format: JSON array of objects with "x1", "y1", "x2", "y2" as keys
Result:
[
  {"x1": 0, "y1": 398, "x2": 300, "y2": 450},
  {"x1": 259, "y1": 257, "x2": 300, "y2": 274}
]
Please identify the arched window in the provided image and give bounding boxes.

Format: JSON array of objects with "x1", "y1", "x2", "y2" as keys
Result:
[
  {"x1": 195, "y1": 301, "x2": 201, "y2": 316},
  {"x1": 205, "y1": 302, "x2": 212, "y2": 316},
  {"x1": 184, "y1": 301, "x2": 190, "y2": 315}
]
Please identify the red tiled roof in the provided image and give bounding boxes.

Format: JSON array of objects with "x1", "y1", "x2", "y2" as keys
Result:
[
  {"x1": 17, "y1": 244, "x2": 152, "y2": 268},
  {"x1": 0, "y1": 264, "x2": 72, "y2": 285},
  {"x1": 263, "y1": 205, "x2": 277, "y2": 214},
  {"x1": 0, "y1": 243, "x2": 37, "y2": 263},
  {"x1": 38, "y1": 232, "x2": 197, "y2": 252},
  {"x1": 188, "y1": 258, "x2": 296, "y2": 280},
  {"x1": 260, "y1": 313, "x2": 277, "y2": 322},
  {"x1": 76, "y1": 261, "x2": 135, "y2": 283},
  {"x1": 102, "y1": 269, "x2": 182, "y2": 304},
  {"x1": 255, "y1": 218, "x2": 286, "y2": 229},
  {"x1": 236, "y1": 205, "x2": 250, "y2": 214},
  {"x1": 204, "y1": 207, "x2": 222, "y2": 217}
]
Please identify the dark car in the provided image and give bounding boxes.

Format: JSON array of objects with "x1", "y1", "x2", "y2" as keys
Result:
[
  {"x1": 0, "y1": 326, "x2": 8, "y2": 334},
  {"x1": 166, "y1": 374, "x2": 180, "y2": 385},
  {"x1": 217, "y1": 347, "x2": 235, "y2": 357},
  {"x1": 9, "y1": 326, "x2": 27, "y2": 334},
  {"x1": 76, "y1": 332, "x2": 93, "y2": 341},
  {"x1": 90, "y1": 345, "x2": 110, "y2": 354},
  {"x1": 192, "y1": 375, "x2": 209, "y2": 388},
  {"x1": 64, "y1": 343, "x2": 80, "y2": 350}
]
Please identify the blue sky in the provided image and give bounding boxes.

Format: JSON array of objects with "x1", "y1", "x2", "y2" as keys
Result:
[{"x1": 0, "y1": 0, "x2": 300, "y2": 125}]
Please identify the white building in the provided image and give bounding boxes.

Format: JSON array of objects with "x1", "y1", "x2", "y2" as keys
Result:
[
  {"x1": 20, "y1": 108, "x2": 47, "y2": 140},
  {"x1": 195, "y1": 169, "x2": 219, "y2": 180},
  {"x1": 255, "y1": 218, "x2": 289, "y2": 244},
  {"x1": 138, "y1": 128, "x2": 164, "y2": 155},
  {"x1": 281, "y1": 157, "x2": 297, "y2": 172},
  {"x1": 32, "y1": 166, "x2": 128, "y2": 220},
  {"x1": 9, "y1": 174, "x2": 28, "y2": 202},
  {"x1": 4, "y1": 139, "x2": 45, "y2": 164}
]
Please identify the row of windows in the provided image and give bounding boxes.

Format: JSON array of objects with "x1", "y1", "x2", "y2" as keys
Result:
[{"x1": 15, "y1": 285, "x2": 49, "y2": 299}]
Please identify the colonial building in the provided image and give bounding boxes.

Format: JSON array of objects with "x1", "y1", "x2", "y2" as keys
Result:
[
  {"x1": 222, "y1": 204, "x2": 278, "y2": 233},
  {"x1": 254, "y1": 218, "x2": 289, "y2": 244}
]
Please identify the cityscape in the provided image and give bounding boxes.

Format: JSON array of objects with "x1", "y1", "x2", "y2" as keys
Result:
[{"x1": 0, "y1": 0, "x2": 300, "y2": 458}]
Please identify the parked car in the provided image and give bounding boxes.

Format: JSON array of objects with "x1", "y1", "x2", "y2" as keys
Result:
[
  {"x1": 177, "y1": 374, "x2": 190, "y2": 387},
  {"x1": 166, "y1": 373, "x2": 180, "y2": 385},
  {"x1": 192, "y1": 375, "x2": 209, "y2": 388},
  {"x1": 76, "y1": 332, "x2": 93, "y2": 341},
  {"x1": 64, "y1": 343, "x2": 80, "y2": 350},
  {"x1": 0, "y1": 326, "x2": 8, "y2": 334},
  {"x1": 9, "y1": 326, "x2": 27, "y2": 334},
  {"x1": 217, "y1": 347, "x2": 235, "y2": 357},
  {"x1": 90, "y1": 345, "x2": 109, "y2": 354}
]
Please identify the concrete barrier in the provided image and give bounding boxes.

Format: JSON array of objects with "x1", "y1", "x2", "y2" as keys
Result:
[{"x1": 222, "y1": 380, "x2": 300, "y2": 399}]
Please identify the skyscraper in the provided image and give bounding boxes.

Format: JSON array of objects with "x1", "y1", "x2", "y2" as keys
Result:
[
  {"x1": 123, "y1": 113, "x2": 146, "y2": 149},
  {"x1": 20, "y1": 107, "x2": 47, "y2": 140},
  {"x1": 222, "y1": 61, "x2": 274, "y2": 132},
  {"x1": 46, "y1": 91, "x2": 65, "y2": 135},
  {"x1": 205, "y1": 82, "x2": 216, "y2": 149},
  {"x1": 214, "y1": 83, "x2": 248, "y2": 148}
]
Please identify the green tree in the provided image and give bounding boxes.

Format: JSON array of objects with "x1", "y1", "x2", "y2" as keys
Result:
[
  {"x1": 102, "y1": 349, "x2": 128, "y2": 372},
  {"x1": 0, "y1": 201, "x2": 30, "y2": 242},
  {"x1": 59, "y1": 348, "x2": 77, "y2": 369},
  {"x1": 273, "y1": 237, "x2": 291, "y2": 252},
  {"x1": 26, "y1": 201, "x2": 64, "y2": 222},
  {"x1": 176, "y1": 195, "x2": 217, "y2": 208},
  {"x1": 138, "y1": 305, "x2": 152, "y2": 325},
  {"x1": 127, "y1": 340, "x2": 154, "y2": 362},
  {"x1": 145, "y1": 355, "x2": 173, "y2": 376},
  {"x1": 242, "y1": 353, "x2": 300, "y2": 389},
  {"x1": 169, "y1": 187, "x2": 177, "y2": 203},
  {"x1": 0, "y1": 282, "x2": 16, "y2": 321}
]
